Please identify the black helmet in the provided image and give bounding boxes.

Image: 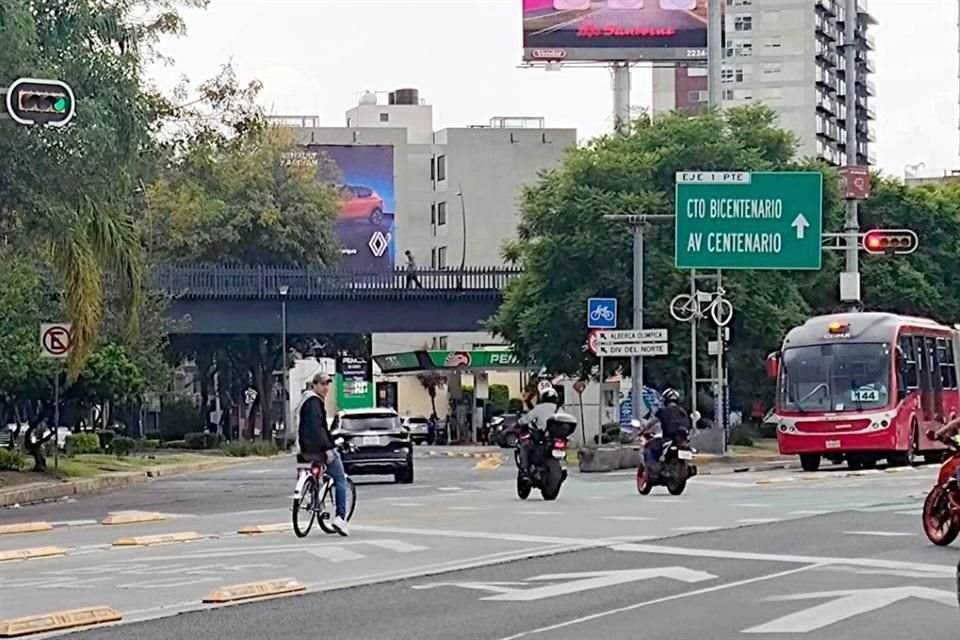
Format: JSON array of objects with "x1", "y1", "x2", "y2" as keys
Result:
[
  {"x1": 540, "y1": 387, "x2": 559, "y2": 403},
  {"x1": 662, "y1": 388, "x2": 680, "y2": 404}
]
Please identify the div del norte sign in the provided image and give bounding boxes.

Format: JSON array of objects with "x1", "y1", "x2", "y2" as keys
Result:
[{"x1": 674, "y1": 171, "x2": 823, "y2": 271}]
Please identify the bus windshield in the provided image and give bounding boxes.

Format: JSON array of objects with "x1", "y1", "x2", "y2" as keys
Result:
[{"x1": 780, "y1": 342, "x2": 892, "y2": 413}]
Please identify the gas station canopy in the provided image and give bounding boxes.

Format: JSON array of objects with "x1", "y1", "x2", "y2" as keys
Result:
[{"x1": 373, "y1": 349, "x2": 531, "y2": 374}]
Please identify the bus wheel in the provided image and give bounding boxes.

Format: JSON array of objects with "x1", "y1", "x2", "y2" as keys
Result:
[{"x1": 800, "y1": 454, "x2": 820, "y2": 472}]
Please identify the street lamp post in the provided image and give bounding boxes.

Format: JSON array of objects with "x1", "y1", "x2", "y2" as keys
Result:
[
  {"x1": 279, "y1": 285, "x2": 290, "y2": 446},
  {"x1": 456, "y1": 184, "x2": 467, "y2": 287}
]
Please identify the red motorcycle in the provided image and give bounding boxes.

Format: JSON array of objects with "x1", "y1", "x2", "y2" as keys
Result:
[{"x1": 921, "y1": 430, "x2": 960, "y2": 546}]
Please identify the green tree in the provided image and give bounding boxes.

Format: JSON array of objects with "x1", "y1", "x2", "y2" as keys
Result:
[
  {"x1": 490, "y1": 106, "x2": 844, "y2": 414},
  {"x1": 0, "y1": 0, "x2": 208, "y2": 377}
]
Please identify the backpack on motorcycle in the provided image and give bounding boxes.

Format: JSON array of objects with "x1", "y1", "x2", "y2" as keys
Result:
[{"x1": 546, "y1": 412, "x2": 577, "y2": 441}]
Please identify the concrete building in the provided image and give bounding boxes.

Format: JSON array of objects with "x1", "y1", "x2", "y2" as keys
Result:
[
  {"x1": 652, "y1": 0, "x2": 877, "y2": 166},
  {"x1": 271, "y1": 90, "x2": 578, "y2": 418}
]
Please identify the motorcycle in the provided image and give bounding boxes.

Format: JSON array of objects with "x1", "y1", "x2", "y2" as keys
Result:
[
  {"x1": 635, "y1": 412, "x2": 700, "y2": 496},
  {"x1": 922, "y1": 430, "x2": 960, "y2": 546},
  {"x1": 515, "y1": 412, "x2": 577, "y2": 501}
]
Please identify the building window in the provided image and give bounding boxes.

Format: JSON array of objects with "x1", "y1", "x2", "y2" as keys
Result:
[
  {"x1": 728, "y1": 0, "x2": 752, "y2": 4},
  {"x1": 734, "y1": 66, "x2": 749, "y2": 82},
  {"x1": 430, "y1": 204, "x2": 437, "y2": 236},
  {"x1": 431, "y1": 247, "x2": 437, "y2": 268},
  {"x1": 379, "y1": 112, "x2": 389, "y2": 122},
  {"x1": 437, "y1": 246, "x2": 448, "y2": 268},
  {"x1": 436, "y1": 155, "x2": 447, "y2": 181},
  {"x1": 761, "y1": 10, "x2": 780, "y2": 24},
  {"x1": 438, "y1": 336, "x2": 448, "y2": 350},
  {"x1": 764, "y1": 36, "x2": 782, "y2": 49},
  {"x1": 687, "y1": 67, "x2": 707, "y2": 77},
  {"x1": 763, "y1": 87, "x2": 783, "y2": 102},
  {"x1": 734, "y1": 16, "x2": 752, "y2": 31},
  {"x1": 726, "y1": 39, "x2": 753, "y2": 58},
  {"x1": 764, "y1": 63, "x2": 782, "y2": 75},
  {"x1": 687, "y1": 90, "x2": 707, "y2": 103},
  {"x1": 430, "y1": 157, "x2": 435, "y2": 181},
  {"x1": 437, "y1": 201, "x2": 447, "y2": 226},
  {"x1": 721, "y1": 68, "x2": 734, "y2": 84},
  {"x1": 722, "y1": 89, "x2": 735, "y2": 100}
]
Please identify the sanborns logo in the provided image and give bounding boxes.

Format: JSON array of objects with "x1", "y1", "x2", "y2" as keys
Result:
[
  {"x1": 444, "y1": 351, "x2": 472, "y2": 368},
  {"x1": 531, "y1": 49, "x2": 567, "y2": 60}
]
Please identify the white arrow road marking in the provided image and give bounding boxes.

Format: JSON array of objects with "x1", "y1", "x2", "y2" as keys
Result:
[
  {"x1": 482, "y1": 567, "x2": 716, "y2": 602},
  {"x1": 792, "y1": 213, "x2": 810, "y2": 239},
  {"x1": 742, "y1": 587, "x2": 956, "y2": 633}
]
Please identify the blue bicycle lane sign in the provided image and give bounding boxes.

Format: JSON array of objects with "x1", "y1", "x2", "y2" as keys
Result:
[{"x1": 587, "y1": 297, "x2": 617, "y2": 329}]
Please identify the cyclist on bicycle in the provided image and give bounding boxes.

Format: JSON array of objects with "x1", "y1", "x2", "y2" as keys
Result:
[{"x1": 297, "y1": 372, "x2": 349, "y2": 536}]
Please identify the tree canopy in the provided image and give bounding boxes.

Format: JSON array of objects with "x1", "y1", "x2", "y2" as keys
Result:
[{"x1": 490, "y1": 105, "x2": 852, "y2": 413}]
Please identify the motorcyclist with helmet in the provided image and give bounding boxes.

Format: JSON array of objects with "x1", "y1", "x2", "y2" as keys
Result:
[
  {"x1": 517, "y1": 385, "x2": 560, "y2": 479},
  {"x1": 643, "y1": 388, "x2": 692, "y2": 472}
]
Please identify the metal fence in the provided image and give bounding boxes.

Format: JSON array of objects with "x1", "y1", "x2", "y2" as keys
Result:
[{"x1": 149, "y1": 264, "x2": 522, "y2": 299}]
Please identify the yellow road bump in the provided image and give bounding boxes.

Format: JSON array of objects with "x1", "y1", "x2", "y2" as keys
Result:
[
  {"x1": 112, "y1": 532, "x2": 203, "y2": 547},
  {"x1": 473, "y1": 456, "x2": 504, "y2": 471},
  {"x1": 203, "y1": 577, "x2": 305, "y2": 604},
  {"x1": 101, "y1": 511, "x2": 167, "y2": 526},
  {"x1": 238, "y1": 523, "x2": 291, "y2": 535},
  {"x1": 0, "y1": 522, "x2": 53, "y2": 536},
  {"x1": 0, "y1": 606, "x2": 121, "y2": 637},
  {"x1": 0, "y1": 547, "x2": 67, "y2": 563}
]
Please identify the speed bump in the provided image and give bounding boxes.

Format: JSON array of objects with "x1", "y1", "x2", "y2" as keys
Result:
[
  {"x1": 112, "y1": 532, "x2": 203, "y2": 547},
  {"x1": 0, "y1": 547, "x2": 66, "y2": 563},
  {"x1": 237, "y1": 523, "x2": 291, "y2": 535},
  {"x1": 101, "y1": 511, "x2": 167, "y2": 525},
  {"x1": 0, "y1": 606, "x2": 121, "y2": 637},
  {"x1": 203, "y1": 577, "x2": 305, "y2": 603},
  {"x1": 0, "y1": 522, "x2": 53, "y2": 536}
]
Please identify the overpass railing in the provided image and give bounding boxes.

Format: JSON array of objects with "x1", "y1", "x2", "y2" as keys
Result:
[{"x1": 150, "y1": 264, "x2": 522, "y2": 299}]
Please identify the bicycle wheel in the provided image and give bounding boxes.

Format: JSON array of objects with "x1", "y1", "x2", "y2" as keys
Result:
[
  {"x1": 711, "y1": 297, "x2": 734, "y2": 327},
  {"x1": 345, "y1": 477, "x2": 357, "y2": 521},
  {"x1": 292, "y1": 476, "x2": 317, "y2": 538},
  {"x1": 669, "y1": 294, "x2": 698, "y2": 323},
  {"x1": 317, "y1": 479, "x2": 336, "y2": 534}
]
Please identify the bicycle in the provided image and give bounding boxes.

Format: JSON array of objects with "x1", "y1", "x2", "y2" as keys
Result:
[
  {"x1": 669, "y1": 287, "x2": 734, "y2": 327},
  {"x1": 292, "y1": 441, "x2": 358, "y2": 538},
  {"x1": 589, "y1": 304, "x2": 615, "y2": 324}
]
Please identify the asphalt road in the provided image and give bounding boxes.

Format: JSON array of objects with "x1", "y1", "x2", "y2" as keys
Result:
[{"x1": 0, "y1": 453, "x2": 955, "y2": 639}]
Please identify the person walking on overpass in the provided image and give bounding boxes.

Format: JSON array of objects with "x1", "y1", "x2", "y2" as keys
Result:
[{"x1": 404, "y1": 250, "x2": 422, "y2": 289}]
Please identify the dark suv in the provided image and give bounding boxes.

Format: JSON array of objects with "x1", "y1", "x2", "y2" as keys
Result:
[{"x1": 334, "y1": 408, "x2": 414, "y2": 484}]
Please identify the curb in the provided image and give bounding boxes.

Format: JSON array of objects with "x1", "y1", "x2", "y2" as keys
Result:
[{"x1": 0, "y1": 457, "x2": 264, "y2": 508}]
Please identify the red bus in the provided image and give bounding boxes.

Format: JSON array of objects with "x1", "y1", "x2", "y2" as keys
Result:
[{"x1": 766, "y1": 312, "x2": 957, "y2": 472}]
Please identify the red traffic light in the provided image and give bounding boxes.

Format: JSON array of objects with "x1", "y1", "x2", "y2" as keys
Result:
[{"x1": 862, "y1": 229, "x2": 918, "y2": 255}]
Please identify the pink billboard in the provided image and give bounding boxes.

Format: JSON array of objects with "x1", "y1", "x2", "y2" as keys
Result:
[{"x1": 522, "y1": 0, "x2": 710, "y2": 63}]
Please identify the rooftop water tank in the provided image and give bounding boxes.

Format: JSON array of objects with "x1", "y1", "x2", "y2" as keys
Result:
[{"x1": 388, "y1": 88, "x2": 419, "y2": 105}]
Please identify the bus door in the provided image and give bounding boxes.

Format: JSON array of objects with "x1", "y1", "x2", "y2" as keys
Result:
[
  {"x1": 931, "y1": 336, "x2": 945, "y2": 422},
  {"x1": 938, "y1": 336, "x2": 959, "y2": 419},
  {"x1": 915, "y1": 335, "x2": 935, "y2": 424}
]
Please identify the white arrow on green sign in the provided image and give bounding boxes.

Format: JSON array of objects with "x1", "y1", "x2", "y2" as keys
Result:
[{"x1": 674, "y1": 171, "x2": 823, "y2": 270}]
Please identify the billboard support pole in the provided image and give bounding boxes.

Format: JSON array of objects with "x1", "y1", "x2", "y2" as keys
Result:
[
  {"x1": 705, "y1": 0, "x2": 726, "y2": 449},
  {"x1": 841, "y1": 0, "x2": 861, "y2": 310},
  {"x1": 612, "y1": 62, "x2": 630, "y2": 135}
]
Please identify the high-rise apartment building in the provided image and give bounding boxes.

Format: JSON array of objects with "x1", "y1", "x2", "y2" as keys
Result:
[{"x1": 652, "y1": 0, "x2": 877, "y2": 166}]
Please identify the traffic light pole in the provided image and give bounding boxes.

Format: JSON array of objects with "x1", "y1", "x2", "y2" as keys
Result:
[{"x1": 841, "y1": 0, "x2": 861, "y2": 311}]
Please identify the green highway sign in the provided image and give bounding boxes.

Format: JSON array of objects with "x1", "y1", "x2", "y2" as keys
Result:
[{"x1": 674, "y1": 171, "x2": 823, "y2": 270}]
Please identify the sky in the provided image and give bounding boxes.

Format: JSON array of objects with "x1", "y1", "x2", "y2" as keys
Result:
[{"x1": 146, "y1": 0, "x2": 960, "y2": 179}]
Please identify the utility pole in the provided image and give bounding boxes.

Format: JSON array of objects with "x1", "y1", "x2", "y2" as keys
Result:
[
  {"x1": 604, "y1": 214, "x2": 673, "y2": 420},
  {"x1": 840, "y1": 0, "x2": 861, "y2": 310},
  {"x1": 612, "y1": 62, "x2": 631, "y2": 135},
  {"x1": 701, "y1": 0, "x2": 727, "y2": 445}
]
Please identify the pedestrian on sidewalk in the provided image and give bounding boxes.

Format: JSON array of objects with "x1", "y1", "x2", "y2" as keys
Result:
[{"x1": 404, "y1": 250, "x2": 422, "y2": 289}]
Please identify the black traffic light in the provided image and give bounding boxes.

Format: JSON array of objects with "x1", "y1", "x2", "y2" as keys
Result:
[
  {"x1": 862, "y1": 228, "x2": 918, "y2": 255},
  {"x1": 4, "y1": 78, "x2": 75, "y2": 127}
]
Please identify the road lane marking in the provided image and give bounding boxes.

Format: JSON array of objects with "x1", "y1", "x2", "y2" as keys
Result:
[
  {"x1": 50, "y1": 520, "x2": 99, "y2": 528},
  {"x1": 112, "y1": 532, "x2": 204, "y2": 547},
  {"x1": 306, "y1": 547, "x2": 366, "y2": 562},
  {"x1": 737, "y1": 518, "x2": 781, "y2": 524},
  {"x1": 788, "y1": 510, "x2": 830, "y2": 516},
  {"x1": 495, "y1": 564, "x2": 823, "y2": 639},
  {"x1": 101, "y1": 511, "x2": 168, "y2": 526},
  {"x1": 389, "y1": 502, "x2": 425, "y2": 507},
  {"x1": 730, "y1": 503, "x2": 773, "y2": 508},
  {"x1": 843, "y1": 530, "x2": 914, "y2": 537},
  {"x1": 450, "y1": 506, "x2": 481, "y2": 511},
  {"x1": 610, "y1": 542, "x2": 955, "y2": 576},
  {"x1": 603, "y1": 516, "x2": 653, "y2": 521},
  {"x1": 673, "y1": 526, "x2": 722, "y2": 532},
  {"x1": 363, "y1": 540, "x2": 427, "y2": 553}
]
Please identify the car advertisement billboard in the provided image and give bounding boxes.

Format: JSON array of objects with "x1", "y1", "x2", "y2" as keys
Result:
[
  {"x1": 304, "y1": 144, "x2": 396, "y2": 271},
  {"x1": 522, "y1": 0, "x2": 710, "y2": 62}
]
